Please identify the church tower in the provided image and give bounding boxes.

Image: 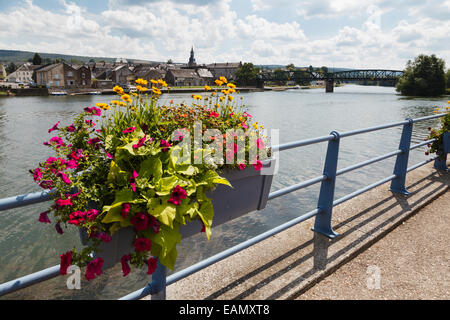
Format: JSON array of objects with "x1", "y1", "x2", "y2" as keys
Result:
[{"x1": 188, "y1": 46, "x2": 196, "y2": 68}]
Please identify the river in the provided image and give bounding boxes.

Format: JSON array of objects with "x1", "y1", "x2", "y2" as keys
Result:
[{"x1": 0, "y1": 84, "x2": 447, "y2": 299}]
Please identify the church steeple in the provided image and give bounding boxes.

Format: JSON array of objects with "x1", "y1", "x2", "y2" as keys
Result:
[{"x1": 188, "y1": 45, "x2": 196, "y2": 68}]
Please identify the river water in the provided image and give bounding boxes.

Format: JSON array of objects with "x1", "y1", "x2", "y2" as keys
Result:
[{"x1": 0, "y1": 85, "x2": 447, "y2": 299}]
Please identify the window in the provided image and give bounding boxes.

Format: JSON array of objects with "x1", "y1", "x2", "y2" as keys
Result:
[
  {"x1": 68, "y1": 71, "x2": 73, "y2": 77},
  {"x1": 82, "y1": 73, "x2": 85, "y2": 78},
  {"x1": 82, "y1": 80, "x2": 86, "y2": 86},
  {"x1": 55, "y1": 73, "x2": 59, "y2": 79}
]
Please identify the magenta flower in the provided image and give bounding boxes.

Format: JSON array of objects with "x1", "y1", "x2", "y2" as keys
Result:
[
  {"x1": 130, "y1": 212, "x2": 149, "y2": 231},
  {"x1": 256, "y1": 138, "x2": 265, "y2": 149},
  {"x1": 160, "y1": 140, "x2": 171, "y2": 152},
  {"x1": 59, "y1": 251, "x2": 72, "y2": 275},
  {"x1": 209, "y1": 111, "x2": 219, "y2": 118},
  {"x1": 65, "y1": 159, "x2": 78, "y2": 169},
  {"x1": 39, "y1": 180, "x2": 53, "y2": 189},
  {"x1": 56, "y1": 171, "x2": 71, "y2": 185},
  {"x1": 106, "y1": 152, "x2": 114, "y2": 159},
  {"x1": 85, "y1": 120, "x2": 95, "y2": 127},
  {"x1": 253, "y1": 159, "x2": 263, "y2": 171},
  {"x1": 133, "y1": 237, "x2": 152, "y2": 252},
  {"x1": 66, "y1": 124, "x2": 76, "y2": 132},
  {"x1": 132, "y1": 135, "x2": 147, "y2": 149},
  {"x1": 68, "y1": 211, "x2": 85, "y2": 226},
  {"x1": 168, "y1": 185, "x2": 187, "y2": 206},
  {"x1": 33, "y1": 168, "x2": 43, "y2": 182},
  {"x1": 243, "y1": 112, "x2": 253, "y2": 118},
  {"x1": 86, "y1": 209, "x2": 99, "y2": 221},
  {"x1": 238, "y1": 163, "x2": 246, "y2": 171},
  {"x1": 85, "y1": 258, "x2": 104, "y2": 281},
  {"x1": 48, "y1": 136, "x2": 65, "y2": 148},
  {"x1": 55, "y1": 222, "x2": 64, "y2": 235},
  {"x1": 96, "y1": 232, "x2": 111, "y2": 243},
  {"x1": 38, "y1": 211, "x2": 51, "y2": 224},
  {"x1": 88, "y1": 137, "x2": 101, "y2": 145},
  {"x1": 147, "y1": 257, "x2": 158, "y2": 275},
  {"x1": 84, "y1": 106, "x2": 101, "y2": 116},
  {"x1": 121, "y1": 254, "x2": 131, "y2": 277},
  {"x1": 48, "y1": 121, "x2": 60, "y2": 133},
  {"x1": 122, "y1": 127, "x2": 136, "y2": 134},
  {"x1": 56, "y1": 198, "x2": 73, "y2": 207},
  {"x1": 129, "y1": 170, "x2": 139, "y2": 192},
  {"x1": 121, "y1": 203, "x2": 131, "y2": 219}
]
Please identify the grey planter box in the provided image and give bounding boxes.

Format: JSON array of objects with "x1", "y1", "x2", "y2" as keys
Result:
[{"x1": 80, "y1": 158, "x2": 276, "y2": 269}]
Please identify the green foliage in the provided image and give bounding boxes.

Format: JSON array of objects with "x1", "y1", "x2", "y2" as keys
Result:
[
  {"x1": 32, "y1": 53, "x2": 42, "y2": 65},
  {"x1": 235, "y1": 62, "x2": 260, "y2": 86},
  {"x1": 396, "y1": 54, "x2": 446, "y2": 96}
]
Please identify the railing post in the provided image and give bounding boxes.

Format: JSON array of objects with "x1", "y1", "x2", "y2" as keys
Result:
[
  {"x1": 150, "y1": 260, "x2": 167, "y2": 300},
  {"x1": 390, "y1": 118, "x2": 414, "y2": 195},
  {"x1": 312, "y1": 131, "x2": 340, "y2": 239}
]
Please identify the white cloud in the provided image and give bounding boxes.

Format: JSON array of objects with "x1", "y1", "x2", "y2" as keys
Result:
[{"x1": 0, "y1": 0, "x2": 448, "y2": 69}]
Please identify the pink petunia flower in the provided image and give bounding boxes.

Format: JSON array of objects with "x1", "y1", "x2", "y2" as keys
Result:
[
  {"x1": 59, "y1": 251, "x2": 72, "y2": 275},
  {"x1": 55, "y1": 222, "x2": 64, "y2": 235},
  {"x1": 121, "y1": 203, "x2": 131, "y2": 219},
  {"x1": 56, "y1": 171, "x2": 71, "y2": 185},
  {"x1": 134, "y1": 238, "x2": 152, "y2": 252},
  {"x1": 66, "y1": 124, "x2": 76, "y2": 132},
  {"x1": 130, "y1": 212, "x2": 149, "y2": 231},
  {"x1": 253, "y1": 159, "x2": 263, "y2": 171},
  {"x1": 85, "y1": 258, "x2": 103, "y2": 281},
  {"x1": 38, "y1": 211, "x2": 51, "y2": 224},
  {"x1": 160, "y1": 140, "x2": 171, "y2": 152},
  {"x1": 238, "y1": 163, "x2": 246, "y2": 171},
  {"x1": 132, "y1": 135, "x2": 147, "y2": 149},
  {"x1": 56, "y1": 198, "x2": 73, "y2": 207},
  {"x1": 33, "y1": 168, "x2": 43, "y2": 182},
  {"x1": 256, "y1": 138, "x2": 265, "y2": 149},
  {"x1": 129, "y1": 170, "x2": 139, "y2": 192},
  {"x1": 147, "y1": 257, "x2": 158, "y2": 275},
  {"x1": 121, "y1": 254, "x2": 131, "y2": 277},
  {"x1": 48, "y1": 121, "x2": 60, "y2": 133},
  {"x1": 122, "y1": 127, "x2": 136, "y2": 134},
  {"x1": 83, "y1": 107, "x2": 101, "y2": 116},
  {"x1": 168, "y1": 185, "x2": 187, "y2": 206}
]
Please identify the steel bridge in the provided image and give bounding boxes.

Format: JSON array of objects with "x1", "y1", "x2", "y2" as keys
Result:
[{"x1": 257, "y1": 69, "x2": 404, "y2": 92}]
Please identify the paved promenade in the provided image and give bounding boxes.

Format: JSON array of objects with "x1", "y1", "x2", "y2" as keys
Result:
[
  {"x1": 152, "y1": 161, "x2": 449, "y2": 300},
  {"x1": 297, "y1": 191, "x2": 449, "y2": 299}
]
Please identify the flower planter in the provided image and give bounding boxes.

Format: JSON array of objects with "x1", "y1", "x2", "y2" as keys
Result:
[{"x1": 80, "y1": 158, "x2": 276, "y2": 269}]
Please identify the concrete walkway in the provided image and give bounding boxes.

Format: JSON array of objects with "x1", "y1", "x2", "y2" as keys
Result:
[
  {"x1": 155, "y1": 162, "x2": 449, "y2": 300},
  {"x1": 297, "y1": 191, "x2": 449, "y2": 300}
]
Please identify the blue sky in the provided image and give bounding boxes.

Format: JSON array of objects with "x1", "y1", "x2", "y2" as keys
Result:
[{"x1": 0, "y1": 0, "x2": 449, "y2": 69}]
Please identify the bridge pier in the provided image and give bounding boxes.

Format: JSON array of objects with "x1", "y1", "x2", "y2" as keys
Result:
[
  {"x1": 256, "y1": 80, "x2": 265, "y2": 89},
  {"x1": 325, "y1": 79, "x2": 334, "y2": 93}
]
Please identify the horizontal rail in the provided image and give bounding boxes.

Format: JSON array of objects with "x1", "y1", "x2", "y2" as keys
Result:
[
  {"x1": 410, "y1": 139, "x2": 435, "y2": 151},
  {"x1": 0, "y1": 265, "x2": 60, "y2": 296},
  {"x1": 268, "y1": 175, "x2": 327, "y2": 200},
  {"x1": 0, "y1": 189, "x2": 55, "y2": 212},
  {"x1": 272, "y1": 135, "x2": 334, "y2": 152},
  {"x1": 336, "y1": 149, "x2": 402, "y2": 176},
  {"x1": 339, "y1": 120, "x2": 409, "y2": 138}
]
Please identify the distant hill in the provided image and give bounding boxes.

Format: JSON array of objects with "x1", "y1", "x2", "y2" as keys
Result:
[{"x1": 0, "y1": 49, "x2": 157, "y2": 65}]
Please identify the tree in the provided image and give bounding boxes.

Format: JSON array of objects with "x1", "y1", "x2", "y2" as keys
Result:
[
  {"x1": 445, "y1": 69, "x2": 450, "y2": 88},
  {"x1": 396, "y1": 54, "x2": 446, "y2": 96},
  {"x1": 286, "y1": 63, "x2": 295, "y2": 71},
  {"x1": 167, "y1": 59, "x2": 173, "y2": 64},
  {"x1": 32, "y1": 53, "x2": 42, "y2": 65},
  {"x1": 235, "y1": 62, "x2": 260, "y2": 86},
  {"x1": 6, "y1": 62, "x2": 17, "y2": 74}
]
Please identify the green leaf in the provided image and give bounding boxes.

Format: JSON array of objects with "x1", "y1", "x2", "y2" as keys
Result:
[
  {"x1": 147, "y1": 199, "x2": 177, "y2": 228},
  {"x1": 203, "y1": 170, "x2": 232, "y2": 187},
  {"x1": 151, "y1": 224, "x2": 181, "y2": 270},
  {"x1": 197, "y1": 199, "x2": 214, "y2": 240},
  {"x1": 101, "y1": 205, "x2": 123, "y2": 223},
  {"x1": 157, "y1": 175, "x2": 179, "y2": 194},
  {"x1": 176, "y1": 164, "x2": 199, "y2": 176},
  {"x1": 139, "y1": 157, "x2": 162, "y2": 181}
]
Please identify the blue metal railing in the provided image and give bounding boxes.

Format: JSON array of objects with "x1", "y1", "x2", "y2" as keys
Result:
[{"x1": 0, "y1": 113, "x2": 447, "y2": 300}]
